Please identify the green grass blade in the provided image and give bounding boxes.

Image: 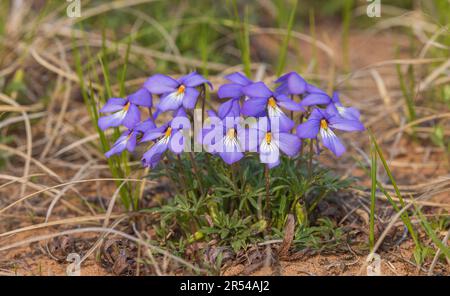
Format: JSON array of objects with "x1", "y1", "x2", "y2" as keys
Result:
[
  {"x1": 119, "y1": 37, "x2": 132, "y2": 98},
  {"x1": 230, "y1": 0, "x2": 251, "y2": 77},
  {"x1": 370, "y1": 131, "x2": 405, "y2": 207},
  {"x1": 276, "y1": 0, "x2": 298, "y2": 76},
  {"x1": 414, "y1": 205, "x2": 450, "y2": 259},
  {"x1": 75, "y1": 32, "x2": 132, "y2": 210},
  {"x1": 369, "y1": 139, "x2": 377, "y2": 250},
  {"x1": 308, "y1": 8, "x2": 318, "y2": 73},
  {"x1": 396, "y1": 50, "x2": 416, "y2": 123},
  {"x1": 199, "y1": 23, "x2": 210, "y2": 77},
  {"x1": 369, "y1": 130, "x2": 420, "y2": 248},
  {"x1": 99, "y1": 56, "x2": 113, "y2": 100},
  {"x1": 342, "y1": 0, "x2": 353, "y2": 72},
  {"x1": 118, "y1": 37, "x2": 135, "y2": 208},
  {"x1": 242, "y1": 7, "x2": 251, "y2": 78}
]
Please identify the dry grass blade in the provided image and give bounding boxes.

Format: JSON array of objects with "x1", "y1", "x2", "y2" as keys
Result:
[
  {"x1": 0, "y1": 178, "x2": 154, "y2": 215},
  {"x1": 419, "y1": 26, "x2": 450, "y2": 58},
  {"x1": 0, "y1": 104, "x2": 43, "y2": 112},
  {"x1": 370, "y1": 69, "x2": 400, "y2": 125},
  {"x1": 0, "y1": 93, "x2": 34, "y2": 199},
  {"x1": 0, "y1": 143, "x2": 62, "y2": 181},
  {"x1": 79, "y1": 215, "x2": 129, "y2": 267},
  {"x1": 0, "y1": 173, "x2": 45, "y2": 190},
  {"x1": 428, "y1": 229, "x2": 450, "y2": 275},
  {"x1": 40, "y1": 41, "x2": 72, "y2": 160},
  {"x1": 278, "y1": 214, "x2": 295, "y2": 257},
  {"x1": 381, "y1": 113, "x2": 450, "y2": 141},
  {"x1": 54, "y1": 129, "x2": 115, "y2": 157},
  {"x1": 0, "y1": 111, "x2": 46, "y2": 129},
  {"x1": 419, "y1": 58, "x2": 450, "y2": 92},
  {"x1": 45, "y1": 161, "x2": 95, "y2": 223},
  {"x1": 126, "y1": 8, "x2": 186, "y2": 73},
  {"x1": 30, "y1": 47, "x2": 103, "y2": 91},
  {"x1": 0, "y1": 227, "x2": 205, "y2": 273},
  {"x1": 353, "y1": 189, "x2": 450, "y2": 209},
  {"x1": 0, "y1": 214, "x2": 124, "y2": 238},
  {"x1": 365, "y1": 183, "x2": 449, "y2": 267}
]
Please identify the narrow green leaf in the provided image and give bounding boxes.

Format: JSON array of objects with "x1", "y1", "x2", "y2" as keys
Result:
[
  {"x1": 415, "y1": 205, "x2": 450, "y2": 259},
  {"x1": 276, "y1": 0, "x2": 298, "y2": 76},
  {"x1": 370, "y1": 139, "x2": 377, "y2": 250},
  {"x1": 369, "y1": 130, "x2": 420, "y2": 248}
]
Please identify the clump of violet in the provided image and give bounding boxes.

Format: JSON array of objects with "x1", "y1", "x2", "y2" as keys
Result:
[{"x1": 98, "y1": 70, "x2": 365, "y2": 242}]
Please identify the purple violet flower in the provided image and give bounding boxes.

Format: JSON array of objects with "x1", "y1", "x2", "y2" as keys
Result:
[
  {"x1": 327, "y1": 91, "x2": 362, "y2": 122},
  {"x1": 105, "y1": 130, "x2": 138, "y2": 158},
  {"x1": 299, "y1": 84, "x2": 332, "y2": 107},
  {"x1": 246, "y1": 118, "x2": 301, "y2": 169},
  {"x1": 200, "y1": 110, "x2": 244, "y2": 165},
  {"x1": 141, "y1": 108, "x2": 191, "y2": 168},
  {"x1": 217, "y1": 98, "x2": 241, "y2": 119},
  {"x1": 98, "y1": 88, "x2": 152, "y2": 131},
  {"x1": 104, "y1": 119, "x2": 156, "y2": 158},
  {"x1": 218, "y1": 72, "x2": 253, "y2": 99},
  {"x1": 296, "y1": 106, "x2": 365, "y2": 157},
  {"x1": 274, "y1": 72, "x2": 307, "y2": 95},
  {"x1": 241, "y1": 82, "x2": 304, "y2": 132},
  {"x1": 217, "y1": 72, "x2": 253, "y2": 118},
  {"x1": 144, "y1": 72, "x2": 212, "y2": 113}
]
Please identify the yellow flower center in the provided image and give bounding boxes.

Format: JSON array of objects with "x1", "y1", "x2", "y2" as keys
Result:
[
  {"x1": 226, "y1": 128, "x2": 236, "y2": 139},
  {"x1": 177, "y1": 85, "x2": 186, "y2": 94},
  {"x1": 123, "y1": 102, "x2": 131, "y2": 111},
  {"x1": 265, "y1": 132, "x2": 272, "y2": 144},
  {"x1": 164, "y1": 127, "x2": 173, "y2": 138},
  {"x1": 320, "y1": 119, "x2": 328, "y2": 129},
  {"x1": 268, "y1": 97, "x2": 277, "y2": 108}
]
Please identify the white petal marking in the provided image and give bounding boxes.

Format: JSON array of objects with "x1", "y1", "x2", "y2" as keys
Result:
[
  {"x1": 336, "y1": 105, "x2": 348, "y2": 117},
  {"x1": 223, "y1": 130, "x2": 241, "y2": 153},
  {"x1": 111, "y1": 109, "x2": 128, "y2": 122},
  {"x1": 268, "y1": 104, "x2": 284, "y2": 118},
  {"x1": 166, "y1": 90, "x2": 185, "y2": 105},
  {"x1": 319, "y1": 127, "x2": 336, "y2": 140},
  {"x1": 259, "y1": 138, "x2": 279, "y2": 164}
]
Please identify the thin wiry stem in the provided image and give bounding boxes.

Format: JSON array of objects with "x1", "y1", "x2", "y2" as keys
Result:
[
  {"x1": 290, "y1": 94, "x2": 295, "y2": 122},
  {"x1": 297, "y1": 112, "x2": 305, "y2": 169},
  {"x1": 230, "y1": 162, "x2": 240, "y2": 195},
  {"x1": 200, "y1": 84, "x2": 206, "y2": 125},
  {"x1": 308, "y1": 139, "x2": 314, "y2": 178},
  {"x1": 236, "y1": 162, "x2": 245, "y2": 192},
  {"x1": 183, "y1": 84, "x2": 207, "y2": 197},
  {"x1": 370, "y1": 140, "x2": 377, "y2": 251},
  {"x1": 264, "y1": 164, "x2": 271, "y2": 227},
  {"x1": 188, "y1": 152, "x2": 205, "y2": 196},
  {"x1": 176, "y1": 154, "x2": 189, "y2": 198},
  {"x1": 229, "y1": 162, "x2": 244, "y2": 213},
  {"x1": 161, "y1": 157, "x2": 177, "y2": 192},
  {"x1": 148, "y1": 106, "x2": 153, "y2": 119}
]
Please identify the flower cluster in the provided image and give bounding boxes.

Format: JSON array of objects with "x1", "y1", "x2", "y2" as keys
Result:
[{"x1": 98, "y1": 71, "x2": 364, "y2": 169}]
